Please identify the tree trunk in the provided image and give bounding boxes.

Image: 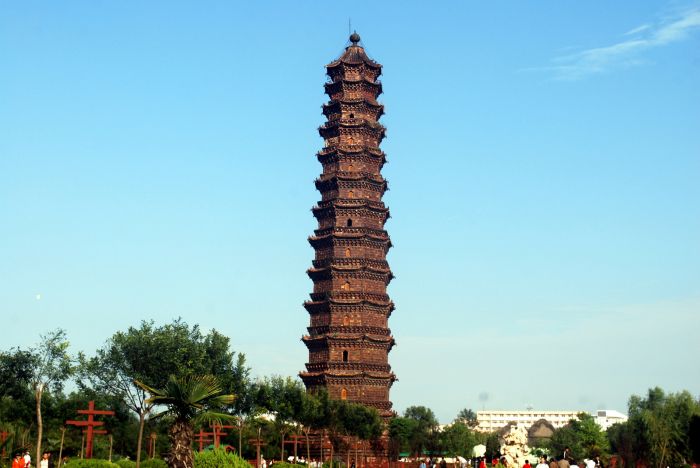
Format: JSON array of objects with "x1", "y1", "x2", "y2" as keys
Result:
[
  {"x1": 238, "y1": 419, "x2": 243, "y2": 457},
  {"x1": 57, "y1": 427, "x2": 66, "y2": 468},
  {"x1": 168, "y1": 417, "x2": 194, "y2": 468},
  {"x1": 281, "y1": 432, "x2": 285, "y2": 463},
  {"x1": 35, "y1": 386, "x2": 43, "y2": 466},
  {"x1": 136, "y1": 411, "x2": 146, "y2": 468},
  {"x1": 305, "y1": 430, "x2": 310, "y2": 462}
]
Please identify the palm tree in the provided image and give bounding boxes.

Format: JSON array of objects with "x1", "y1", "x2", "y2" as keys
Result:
[{"x1": 135, "y1": 375, "x2": 235, "y2": 468}]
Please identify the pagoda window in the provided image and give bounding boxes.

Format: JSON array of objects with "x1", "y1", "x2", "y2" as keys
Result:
[
  {"x1": 349, "y1": 113, "x2": 355, "y2": 119},
  {"x1": 342, "y1": 350, "x2": 349, "y2": 362},
  {"x1": 348, "y1": 163, "x2": 354, "y2": 171},
  {"x1": 348, "y1": 190, "x2": 354, "y2": 199},
  {"x1": 341, "y1": 388, "x2": 348, "y2": 400},
  {"x1": 343, "y1": 314, "x2": 350, "y2": 325},
  {"x1": 341, "y1": 281, "x2": 350, "y2": 291},
  {"x1": 347, "y1": 219, "x2": 353, "y2": 227},
  {"x1": 345, "y1": 247, "x2": 351, "y2": 258}
]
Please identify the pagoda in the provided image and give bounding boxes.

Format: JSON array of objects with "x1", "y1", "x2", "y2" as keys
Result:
[{"x1": 300, "y1": 32, "x2": 396, "y2": 419}]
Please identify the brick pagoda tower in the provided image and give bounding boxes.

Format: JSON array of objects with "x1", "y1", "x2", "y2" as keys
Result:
[{"x1": 300, "y1": 32, "x2": 396, "y2": 419}]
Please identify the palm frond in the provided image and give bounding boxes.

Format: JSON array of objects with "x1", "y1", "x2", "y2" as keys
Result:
[
  {"x1": 194, "y1": 411, "x2": 238, "y2": 428},
  {"x1": 134, "y1": 378, "x2": 163, "y2": 397}
]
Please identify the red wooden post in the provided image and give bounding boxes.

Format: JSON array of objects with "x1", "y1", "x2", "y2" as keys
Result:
[
  {"x1": 210, "y1": 424, "x2": 235, "y2": 449},
  {"x1": 65, "y1": 400, "x2": 115, "y2": 458},
  {"x1": 194, "y1": 429, "x2": 215, "y2": 452},
  {"x1": 248, "y1": 437, "x2": 266, "y2": 467},
  {"x1": 284, "y1": 435, "x2": 304, "y2": 462}
]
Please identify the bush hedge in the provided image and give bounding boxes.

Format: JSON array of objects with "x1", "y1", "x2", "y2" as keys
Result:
[
  {"x1": 63, "y1": 458, "x2": 166, "y2": 468},
  {"x1": 63, "y1": 460, "x2": 119, "y2": 468},
  {"x1": 193, "y1": 449, "x2": 252, "y2": 467}
]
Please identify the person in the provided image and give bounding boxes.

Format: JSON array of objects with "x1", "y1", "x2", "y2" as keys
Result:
[
  {"x1": 40, "y1": 453, "x2": 49, "y2": 468},
  {"x1": 549, "y1": 456, "x2": 559, "y2": 468},
  {"x1": 260, "y1": 456, "x2": 267, "y2": 468},
  {"x1": 594, "y1": 456, "x2": 603, "y2": 468},
  {"x1": 563, "y1": 448, "x2": 571, "y2": 462},
  {"x1": 24, "y1": 451, "x2": 31, "y2": 468},
  {"x1": 570, "y1": 461, "x2": 580, "y2": 468},
  {"x1": 12, "y1": 454, "x2": 25, "y2": 468},
  {"x1": 493, "y1": 457, "x2": 500, "y2": 467},
  {"x1": 558, "y1": 457, "x2": 570, "y2": 468},
  {"x1": 478, "y1": 457, "x2": 486, "y2": 468},
  {"x1": 440, "y1": 458, "x2": 448, "y2": 468},
  {"x1": 523, "y1": 460, "x2": 532, "y2": 468},
  {"x1": 420, "y1": 460, "x2": 427, "y2": 468},
  {"x1": 584, "y1": 459, "x2": 595, "y2": 468},
  {"x1": 536, "y1": 456, "x2": 549, "y2": 468}
]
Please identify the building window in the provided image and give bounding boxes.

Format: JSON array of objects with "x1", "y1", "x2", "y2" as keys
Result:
[
  {"x1": 341, "y1": 388, "x2": 347, "y2": 400},
  {"x1": 347, "y1": 219, "x2": 352, "y2": 227},
  {"x1": 348, "y1": 190, "x2": 354, "y2": 199},
  {"x1": 345, "y1": 247, "x2": 351, "y2": 257},
  {"x1": 343, "y1": 314, "x2": 350, "y2": 325},
  {"x1": 342, "y1": 350, "x2": 349, "y2": 362},
  {"x1": 341, "y1": 281, "x2": 350, "y2": 291}
]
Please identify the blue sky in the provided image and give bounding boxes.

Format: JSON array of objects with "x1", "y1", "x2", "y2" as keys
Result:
[{"x1": 1, "y1": 1, "x2": 699, "y2": 423}]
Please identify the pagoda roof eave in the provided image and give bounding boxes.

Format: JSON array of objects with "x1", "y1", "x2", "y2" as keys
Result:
[
  {"x1": 323, "y1": 97, "x2": 383, "y2": 107},
  {"x1": 302, "y1": 333, "x2": 394, "y2": 343},
  {"x1": 304, "y1": 298, "x2": 395, "y2": 309},
  {"x1": 325, "y1": 59, "x2": 382, "y2": 70},
  {"x1": 307, "y1": 264, "x2": 392, "y2": 275}
]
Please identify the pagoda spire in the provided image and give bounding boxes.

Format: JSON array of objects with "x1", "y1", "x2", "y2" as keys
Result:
[{"x1": 300, "y1": 33, "x2": 396, "y2": 419}]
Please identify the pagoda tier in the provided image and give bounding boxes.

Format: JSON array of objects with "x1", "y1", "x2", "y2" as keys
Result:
[{"x1": 300, "y1": 33, "x2": 396, "y2": 419}]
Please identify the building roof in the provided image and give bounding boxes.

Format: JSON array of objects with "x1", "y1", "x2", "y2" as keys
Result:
[{"x1": 327, "y1": 32, "x2": 381, "y2": 69}]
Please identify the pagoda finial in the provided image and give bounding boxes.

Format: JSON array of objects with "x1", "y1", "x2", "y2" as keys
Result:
[{"x1": 349, "y1": 31, "x2": 361, "y2": 44}]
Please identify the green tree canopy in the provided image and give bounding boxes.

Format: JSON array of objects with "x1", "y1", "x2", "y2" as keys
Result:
[
  {"x1": 79, "y1": 319, "x2": 249, "y2": 468},
  {"x1": 549, "y1": 412, "x2": 609, "y2": 461},
  {"x1": 610, "y1": 387, "x2": 700, "y2": 467}
]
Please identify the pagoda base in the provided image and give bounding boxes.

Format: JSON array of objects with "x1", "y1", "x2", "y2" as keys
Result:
[{"x1": 292, "y1": 430, "x2": 389, "y2": 467}]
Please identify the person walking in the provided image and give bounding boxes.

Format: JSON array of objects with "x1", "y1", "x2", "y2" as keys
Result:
[
  {"x1": 12, "y1": 453, "x2": 25, "y2": 468},
  {"x1": 39, "y1": 453, "x2": 49, "y2": 468},
  {"x1": 536, "y1": 456, "x2": 549, "y2": 468}
]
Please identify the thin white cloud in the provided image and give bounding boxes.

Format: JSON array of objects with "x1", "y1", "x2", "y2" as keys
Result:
[
  {"x1": 624, "y1": 24, "x2": 651, "y2": 36},
  {"x1": 539, "y1": 7, "x2": 700, "y2": 80}
]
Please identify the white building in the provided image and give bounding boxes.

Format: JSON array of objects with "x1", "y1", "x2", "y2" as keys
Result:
[
  {"x1": 476, "y1": 410, "x2": 581, "y2": 432},
  {"x1": 594, "y1": 410, "x2": 628, "y2": 430},
  {"x1": 475, "y1": 409, "x2": 628, "y2": 432}
]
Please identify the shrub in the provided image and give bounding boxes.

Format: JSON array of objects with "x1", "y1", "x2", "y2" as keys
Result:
[
  {"x1": 141, "y1": 459, "x2": 167, "y2": 468},
  {"x1": 63, "y1": 460, "x2": 120, "y2": 468},
  {"x1": 194, "y1": 449, "x2": 252, "y2": 467},
  {"x1": 114, "y1": 460, "x2": 136, "y2": 468}
]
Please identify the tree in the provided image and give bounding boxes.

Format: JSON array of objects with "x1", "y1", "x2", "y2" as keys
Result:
[
  {"x1": 254, "y1": 376, "x2": 305, "y2": 461},
  {"x1": 79, "y1": 319, "x2": 249, "y2": 468},
  {"x1": 136, "y1": 375, "x2": 235, "y2": 468},
  {"x1": 442, "y1": 421, "x2": 478, "y2": 458},
  {"x1": 28, "y1": 329, "x2": 73, "y2": 466},
  {"x1": 0, "y1": 348, "x2": 36, "y2": 425},
  {"x1": 403, "y1": 406, "x2": 439, "y2": 457},
  {"x1": 456, "y1": 408, "x2": 478, "y2": 428},
  {"x1": 297, "y1": 390, "x2": 323, "y2": 462},
  {"x1": 338, "y1": 401, "x2": 383, "y2": 467},
  {"x1": 389, "y1": 417, "x2": 418, "y2": 460},
  {"x1": 689, "y1": 414, "x2": 700, "y2": 464},
  {"x1": 618, "y1": 387, "x2": 700, "y2": 467},
  {"x1": 550, "y1": 413, "x2": 609, "y2": 461}
]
